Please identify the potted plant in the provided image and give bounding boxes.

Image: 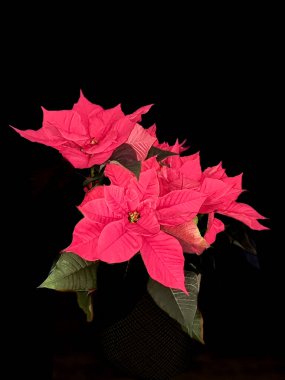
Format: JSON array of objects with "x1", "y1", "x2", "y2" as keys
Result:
[{"x1": 11, "y1": 90, "x2": 268, "y2": 380}]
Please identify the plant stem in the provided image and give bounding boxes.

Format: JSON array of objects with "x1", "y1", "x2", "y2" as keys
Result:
[{"x1": 90, "y1": 166, "x2": 95, "y2": 178}]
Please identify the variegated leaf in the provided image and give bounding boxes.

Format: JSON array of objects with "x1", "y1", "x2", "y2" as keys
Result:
[
  {"x1": 39, "y1": 252, "x2": 98, "y2": 291},
  {"x1": 147, "y1": 270, "x2": 204, "y2": 343}
]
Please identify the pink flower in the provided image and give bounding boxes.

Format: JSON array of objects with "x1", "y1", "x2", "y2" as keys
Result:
[
  {"x1": 66, "y1": 164, "x2": 206, "y2": 292},
  {"x1": 12, "y1": 91, "x2": 152, "y2": 168},
  {"x1": 198, "y1": 164, "x2": 268, "y2": 231},
  {"x1": 156, "y1": 156, "x2": 267, "y2": 238},
  {"x1": 158, "y1": 153, "x2": 202, "y2": 196},
  {"x1": 199, "y1": 162, "x2": 243, "y2": 213}
]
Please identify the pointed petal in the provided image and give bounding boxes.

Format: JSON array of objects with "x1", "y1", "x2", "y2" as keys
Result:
[
  {"x1": 127, "y1": 123, "x2": 157, "y2": 160},
  {"x1": 180, "y1": 152, "x2": 200, "y2": 165},
  {"x1": 204, "y1": 213, "x2": 225, "y2": 245},
  {"x1": 43, "y1": 109, "x2": 88, "y2": 139},
  {"x1": 81, "y1": 186, "x2": 105, "y2": 207},
  {"x1": 88, "y1": 148, "x2": 114, "y2": 166},
  {"x1": 171, "y1": 138, "x2": 189, "y2": 153},
  {"x1": 131, "y1": 168, "x2": 160, "y2": 202},
  {"x1": 141, "y1": 156, "x2": 161, "y2": 172},
  {"x1": 98, "y1": 220, "x2": 142, "y2": 262},
  {"x1": 203, "y1": 162, "x2": 226, "y2": 179},
  {"x1": 59, "y1": 146, "x2": 92, "y2": 168},
  {"x1": 72, "y1": 90, "x2": 103, "y2": 117},
  {"x1": 65, "y1": 218, "x2": 103, "y2": 261},
  {"x1": 162, "y1": 219, "x2": 209, "y2": 254},
  {"x1": 104, "y1": 163, "x2": 134, "y2": 187},
  {"x1": 61, "y1": 144, "x2": 113, "y2": 168},
  {"x1": 157, "y1": 167, "x2": 183, "y2": 196},
  {"x1": 180, "y1": 154, "x2": 202, "y2": 181},
  {"x1": 223, "y1": 173, "x2": 243, "y2": 190},
  {"x1": 164, "y1": 154, "x2": 183, "y2": 169},
  {"x1": 199, "y1": 178, "x2": 242, "y2": 213},
  {"x1": 218, "y1": 202, "x2": 269, "y2": 230},
  {"x1": 141, "y1": 232, "x2": 186, "y2": 292},
  {"x1": 146, "y1": 124, "x2": 157, "y2": 137},
  {"x1": 127, "y1": 104, "x2": 153, "y2": 122},
  {"x1": 104, "y1": 185, "x2": 127, "y2": 213},
  {"x1": 80, "y1": 198, "x2": 120, "y2": 224},
  {"x1": 88, "y1": 114, "x2": 110, "y2": 142},
  {"x1": 111, "y1": 117, "x2": 138, "y2": 145},
  {"x1": 156, "y1": 190, "x2": 206, "y2": 226},
  {"x1": 125, "y1": 186, "x2": 140, "y2": 211},
  {"x1": 100, "y1": 104, "x2": 125, "y2": 124},
  {"x1": 11, "y1": 124, "x2": 64, "y2": 146}
]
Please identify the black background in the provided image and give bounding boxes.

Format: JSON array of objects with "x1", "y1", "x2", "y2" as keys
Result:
[{"x1": 0, "y1": 12, "x2": 281, "y2": 379}]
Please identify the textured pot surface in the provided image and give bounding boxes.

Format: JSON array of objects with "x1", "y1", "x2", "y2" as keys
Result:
[{"x1": 100, "y1": 292, "x2": 196, "y2": 380}]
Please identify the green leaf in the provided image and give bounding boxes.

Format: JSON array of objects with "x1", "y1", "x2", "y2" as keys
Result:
[
  {"x1": 147, "y1": 270, "x2": 204, "y2": 343},
  {"x1": 39, "y1": 252, "x2": 99, "y2": 291},
  {"x1": 122, "y1": 160, "x2": 141, "y2": 179},
  {"x1": 192, "y1": 308, "x2": 204, "y2": 344},
  {"x1": 146, "y1": 146, "x2": 177, "y2": 161},
  {"x1": 76, "y1": 291, "x2": 94, "y2": 322},
  {"x1": 226, "y1": 221, "x2": 257, "y2": 255},
  {"x1": 110, "y1": 143, "x2": 141, "y2": 178},
  {"x1": 82, "y1": 176, "x2": 102, "y2": 187},
  {"x1": 111, "y1": 143, "x2": 137, "y2": 162}
]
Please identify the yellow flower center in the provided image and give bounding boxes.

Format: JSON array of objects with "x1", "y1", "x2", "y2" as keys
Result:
[
  {"x1": 128, "y1": 211, "x2": 140, "y2": 223},
  {"x1": 90, "y1": 137, "x2": 98, "y2": 145}
]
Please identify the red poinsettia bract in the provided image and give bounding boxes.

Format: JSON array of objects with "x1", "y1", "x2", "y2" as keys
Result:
[
  {"x1": 12, "y1": 92, "x2": 152, "y2": 168},
  {"x1": 66, "y1": 164, "x2": 206, "y2": 292}
]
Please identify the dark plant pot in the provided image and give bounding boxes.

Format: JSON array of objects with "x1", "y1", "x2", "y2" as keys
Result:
[
  {"x1": 100, "y1": 291, "x2": 197, "y2": 380},
  {"x1": 94, "y1": 257, "x2": 202, "y2": 380}
]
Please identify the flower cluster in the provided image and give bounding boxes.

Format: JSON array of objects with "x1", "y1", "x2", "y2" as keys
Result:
[{"x1": 12, "y1": 91, "x2": 267, "y2": 296}]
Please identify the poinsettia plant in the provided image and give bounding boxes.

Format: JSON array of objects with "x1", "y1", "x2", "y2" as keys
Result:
[{"x1": 12, "y1": 91, "x2": 268, "y2": 343}]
